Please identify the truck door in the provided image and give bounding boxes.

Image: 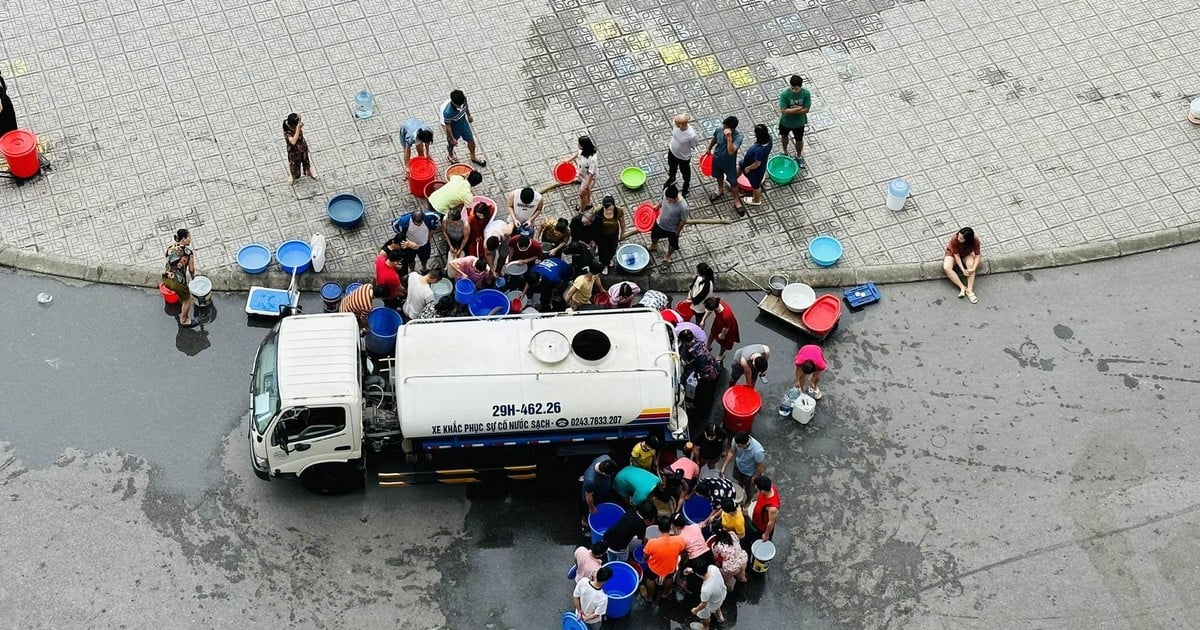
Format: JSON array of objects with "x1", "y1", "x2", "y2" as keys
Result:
[{"x1": 264, "y1": 406, "x2": 355, "y2": 476}]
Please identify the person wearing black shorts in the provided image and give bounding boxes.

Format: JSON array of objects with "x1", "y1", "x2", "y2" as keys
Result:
[
  {"x1": 778, "y1": 74, "x2": 812, "y2": 156},
  {"x1": 649, "y1": 184, "x2": 690, "y2": 264}
]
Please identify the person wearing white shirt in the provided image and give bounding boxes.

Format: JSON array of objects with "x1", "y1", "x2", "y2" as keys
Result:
[
  {"x1": 567, "y1": 136, "x2": 599, "y2": 213},
  {"x1": 506, "y1": 186, "x2": 543, "y2": 228},
  {"x1": 572, "y1": 565, "x2": 612, "y2": 630},
  {"x1": 667, "y1": 114, "x2": 701, "y2": 197},
  {"x1": 688, "y1": 564, "x2": 727, "y2": 628}
]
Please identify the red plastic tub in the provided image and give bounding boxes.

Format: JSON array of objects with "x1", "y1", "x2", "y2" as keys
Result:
[
  {"x1": 554, "y1": 161, "x2": 577, "y2": 185},
  {"x1": 592, "y1": 292, "x2": 611, "y2": 307},
  {"x1": 633, "y1": 203, "x2": 658, "y2": 233},
  {"x1": 699, "y1": 153, "x2": 713, "y2": 177},
  {"x1": 722, "y1": 385, "x2": 761, "y2": 433},
  {"x1": 674, "y1": 299, "x2": 694, "y2": 321},
  {"x1": 409, "y1": 156, "x2": 437, "y2": 198},
  {"x1": 659, "y1": 309, "x2": 682, "y2": 325},
  {"x1": 802, "y1": 294, "x2": 843, "y2": 336},
  {"x1": 737, "y1": 174, "x2": 753, "y2": 193},
  {"x1": 423, "y1": 179, "x2": 446, "y2": 198},
  {"x1": 1, "y1": 130, "x2": 39, "y2": 179}
]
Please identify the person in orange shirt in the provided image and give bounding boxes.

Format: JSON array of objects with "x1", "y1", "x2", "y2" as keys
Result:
[{"x1": 639, "y1": 517, "x2": 688, "y2": 601}]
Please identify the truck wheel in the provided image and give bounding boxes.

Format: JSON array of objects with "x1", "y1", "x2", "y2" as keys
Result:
[{"x1": 300, "y1": 461, "x2": 364, "y2": 495}]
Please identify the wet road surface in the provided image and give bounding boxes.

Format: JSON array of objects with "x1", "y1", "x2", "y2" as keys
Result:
[{"x1": 1, "y1": 248, "x2": 1198, "y2": 628}]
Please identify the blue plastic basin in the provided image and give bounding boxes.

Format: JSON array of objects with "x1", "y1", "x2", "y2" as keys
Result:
[
  {"x1": 276, "y1": 240, "x2": 313, "y2": 274},
  {"x1": 809, "y1": 235, "x2": 844, "y2": 267},
  {"x1": 469, "y1": 289, "x2": 510, "y2": 318},
  {"x1": 615, "y1": 243, "x2": 651, "y2": 274},
  {"x1": 237, "y1": 244, "x2": 271, "y2": 274},
  {"x1": 327, "y1": 193, "x2": 365, "y2": 228}
]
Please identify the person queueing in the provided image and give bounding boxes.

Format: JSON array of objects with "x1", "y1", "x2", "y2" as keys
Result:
[
  {"x1": 465, "y1": 201, "x2": 494, "y2": 259},
  {"x1": 594, "y1": 195, "x2": 625, "y2": 275},
  {"x1": 710, "y1": 529, "x2": 749, "y2": 592},
  {"x1": 691, "y1": 475, "x2": 737, "y2": 525},
  {"x1": 794, "y1": 343, "x2": 828, "y2": 400},
  {"x1": 392, "y1": 209, "x2": 442, "y2": 275},
  {"x1": 579, "y1": 454, "x2": 618, "y2": 535},
  {"x1": 672, "y1": 512, "x2": 716, "y2": 595},
  {"x1": 339, "y1": 283, "x2": 384, "y2": 330},
  {"x1": 718, "y1": 498, "x2": 745, "y2": 539},
  {"x1": 441, "y1": 89, "x2": 486, "y2": 166},
  {"x1": 505, "y1": 186, "x2": 544, "y2": 231},
  {"x1": 572, "y1": 541, "x2": 609, "y2": 583},
  {"x1": 630, "y1": 435, "x2": 662, "y2": 471},
  {"x1": 678, "y1": 329, "x2": 720, "y2": 412},
  {"x1": 705, "y1": 116, "x2": 744, "y2": 216},
  {"x1": 720, "y1": 432, "x2": 766, "y2": 506},
  {"x1": 374, "y1": 248, "x2": 406, "y2": 310},
  {"x1": 403, "y1": 267, "x2": 444, "y2": 321},
  {"x1": 738, "y1": 123, "x2": 772, "y2": 208},
  {"x1": 602, "y1": 502, "x2": 656, "y2": 562},
  {"x1": 442, "y1": 207, "x2": 469, "y2": 260},
  {"x1": 688, "y1": 563, "x2": 728, "y2": 629},
  {"x1": 565, "y1": 263, "x2": 604, "y2": 310},
  {"x1": 567, "y1": 135, "x2": 598, "y2": 212},
  {"x1": 640, "y1": 516, "x2": 688, "y2": 602},
  {"x1": 747, "y1": 476, "x2": 781, "y2": 542},
  {"x1": 428, "y1": 170, "x2": 484, "y2": 216},
  {"x1": 692, "y1": 423, "x2": 728, "y2": 472},
  {"x1": 701, "y1": 297, "x2": 741, "y2": 361},
  {"x1": 572, "y1": 565, "x2": 612, "y2": 630}
]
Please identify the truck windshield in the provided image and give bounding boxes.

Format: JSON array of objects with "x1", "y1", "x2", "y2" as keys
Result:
[{"x1": 251, "y1": 327, "x2": 280, "y2": 433}]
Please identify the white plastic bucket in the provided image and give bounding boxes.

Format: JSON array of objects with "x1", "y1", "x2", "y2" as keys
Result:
[
  {"x1": 188, "y1": 276, "x2": 212, "y2": 306},
  {"x1": 751, "y1": 540, "x2": 777, "y2": 573},
  {"x1": 792, "y1": 393, "x2": 816, "y2": 424},
  {"x1": 885, "y1": 178, "x2": 909, "y2": 211}
]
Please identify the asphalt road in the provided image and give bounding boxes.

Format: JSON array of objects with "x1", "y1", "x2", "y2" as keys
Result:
[{"x1": 0, "y1": 247, "x2": 1197, "y2": 629}]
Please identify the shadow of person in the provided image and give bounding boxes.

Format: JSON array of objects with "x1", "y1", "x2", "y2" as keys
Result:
[{"x1": 175, "y1": 325, "x2": 211, "y2": 356}]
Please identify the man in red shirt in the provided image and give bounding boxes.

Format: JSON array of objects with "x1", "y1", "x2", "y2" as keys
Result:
[
  {"x1": 507, "y1": 234, "x2": 543, "y2": 266},
  {"x1": 748, "y1": 476, "x2": 781, "y2": 541},
  {"x1": 374, "y1": 249, "x2": 406, "y2": 308}
]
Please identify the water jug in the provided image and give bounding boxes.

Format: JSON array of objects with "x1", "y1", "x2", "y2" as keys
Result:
[
  {"x1": 778, "y1": 387, "x2": 801, "y2": 416},
  {"x1": 354, "y1": 90, "x2": 376, "y2": 119}
]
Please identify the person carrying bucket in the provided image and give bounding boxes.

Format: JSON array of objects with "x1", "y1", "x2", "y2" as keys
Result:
[
  {"x1": 505, "y1": 186, "x2": 544, "y2": 230},
  {"x1": 747, "y1": 476, "x2": 781, "y2": 542},
  {"x1": 602, "y1": 503, "x2": 656, "y2": 562},
  {"x1": 572, "y1": 564, "x2": 612, "y2": 630},
  {"x1": 579, "y1": 455, "x2": 618, "y2": 535}
]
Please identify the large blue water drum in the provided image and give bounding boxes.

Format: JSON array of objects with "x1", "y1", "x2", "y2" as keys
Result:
[{"x1": 365, "y1": 307, "x2": 403, "y2": 355}]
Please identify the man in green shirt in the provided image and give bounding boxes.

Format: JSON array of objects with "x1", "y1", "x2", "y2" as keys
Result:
[{"x1": 778, "y1": 74, "x2": 812, "y2": 156}]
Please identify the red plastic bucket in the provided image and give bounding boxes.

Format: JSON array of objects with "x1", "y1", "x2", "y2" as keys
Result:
[
  {"x1": 592, "y1": 292, "x2": 611, "y2": 307},
  {"x1": 633, "y1": 203, "x2": 658, "y2": 233},
  {"x1": 699, "y1": 153, "x2": 713, "y2": 177},
  {"x1": 659, "y1": 309, "x2": 682, "y2": 324},
  {"x1": 674, "y1": 299, "x2": 694, "y2": 321},
  {"x1": 159, "y1": 283, "x2": 180, "y2": 304},
  {"x1": 408, "y1": 156, "x2": 437, "y2": 198},
  {"x1": 1, "y1": 130, "x2": 39, "y2": 179},
  {"x1": 553, "y1": 161, "x2": 577, "y2": 184},
  {"x1": 722, "y1": 385, "x2": 761, "y2": 433},
  {"x1": 423, "y1": 179, "x2": 446, "y2": 198}
]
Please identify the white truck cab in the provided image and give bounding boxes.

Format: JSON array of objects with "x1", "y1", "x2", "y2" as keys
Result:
[{"x1": 249, "y1": 313, "x2": 365, "y2": 490}]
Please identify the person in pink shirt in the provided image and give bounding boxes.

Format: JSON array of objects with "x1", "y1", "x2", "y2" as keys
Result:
[
  {"x1": 573, "y1": 541, "x2": 608, "y2": 582},
  {"x1": 671, "y1": 513, "x2": 716, "y2": 595},
  {"x1": 665, "y1": 452, "x2": 699, "y2": 486},
  {"x1": 794, "y1": 344, "x2": 827, "y2": 400}
]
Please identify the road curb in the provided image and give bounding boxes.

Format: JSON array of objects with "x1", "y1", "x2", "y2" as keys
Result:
[{"x1": 1, "y1": 225, "x2": 1192, "y2": 293}]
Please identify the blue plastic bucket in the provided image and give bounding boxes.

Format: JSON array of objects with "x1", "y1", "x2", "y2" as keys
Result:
[
  {"x1": 566, "y1": 564, "x2": 578, "y2": 582},
  {"x1": 365, "y1": 307, "x2": 403, "y2": 355},
  {"x1": 469, "y1": 289, "x2": 510, "y2": 318},
  {"x1": 532, "y1": 257, "x2": 571, "y2": 284},
  {"x1": 588, "y1": 503, "x2": 625, "y2": 544},
  {"x1": 561, "y1": 611, "x2": 587, "y2": 630},
  {"x1": 599, "y1": 561, "x2": 638, "y2": 619},
  {"x1": 320, "y1": 282, "x2": 342, "y2": 312},
  {"x1": 682, "y1": 494, "x2": 714, "y2": 526},
  {"x1": 632, "y1": 545, "x2": 647, "y2": 573},
  {"x1": 454, "y1": 278, "x2": 476, "y2": 305},
  {"x1": 343, "y1": 282, "x2": 362, "y2": 298}
]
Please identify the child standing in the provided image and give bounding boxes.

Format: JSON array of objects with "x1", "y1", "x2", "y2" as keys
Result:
[{"x1": 283, "y1": 113, "x2": 315, "y2": 183}]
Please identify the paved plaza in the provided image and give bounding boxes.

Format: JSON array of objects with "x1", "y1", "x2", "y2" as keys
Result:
[{"x1": 1, "y1": 0, "x2": 1198, "y2": 279}]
